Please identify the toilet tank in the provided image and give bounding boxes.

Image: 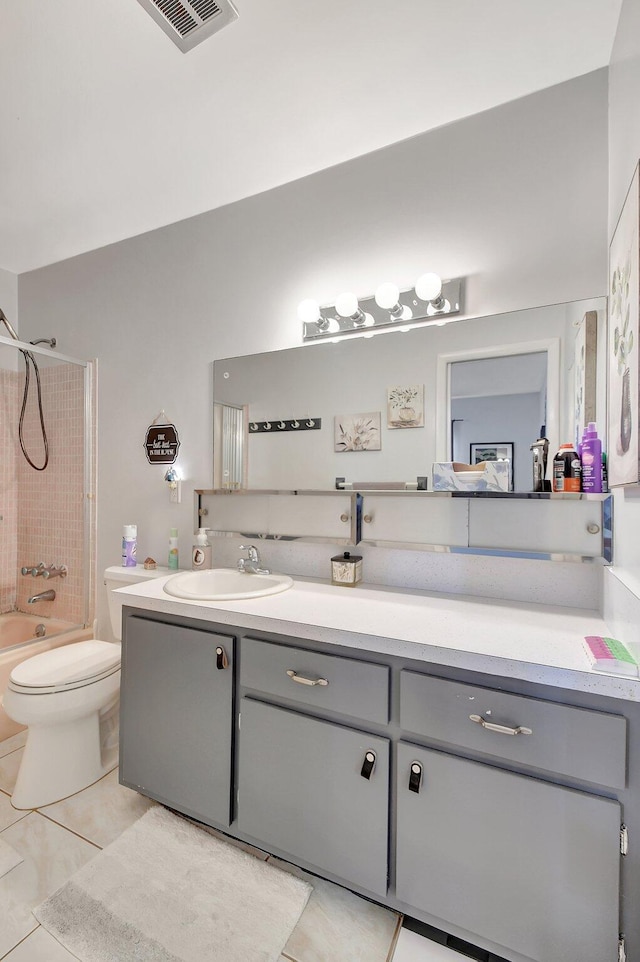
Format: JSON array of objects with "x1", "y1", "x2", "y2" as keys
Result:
[{"x1": 104, "y1": 565, "x2": 170, "y2": 640}]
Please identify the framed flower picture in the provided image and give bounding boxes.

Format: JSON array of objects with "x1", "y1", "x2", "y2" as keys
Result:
[
  {"x1": 608, "y1": 162, "x2": 640, "y2": 486},
  {"x1": 334, "y1": 412, "x2": 381, "y2": 452}
]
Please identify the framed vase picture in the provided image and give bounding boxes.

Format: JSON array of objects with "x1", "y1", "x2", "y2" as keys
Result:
[
  {"x1": 608, "y1": 162, "x2": 640, "y2": 486},
  {"x1": 387, "y1": 384, "x2": 424, "y2": 428}
]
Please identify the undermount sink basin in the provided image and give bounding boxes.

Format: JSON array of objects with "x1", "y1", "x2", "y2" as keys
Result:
[{"x1": 163, "y1": 568, "x2": 293, "y2": 601}]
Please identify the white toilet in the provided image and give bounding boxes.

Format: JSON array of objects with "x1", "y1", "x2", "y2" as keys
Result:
[{"x1": 2, "y1": 565, "x2": 166, "y2": 809}]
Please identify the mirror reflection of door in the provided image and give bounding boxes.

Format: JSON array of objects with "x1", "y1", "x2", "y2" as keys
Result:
[
  {"x1": 213, "y1": 402, "x2": 246, "y2": 489},
  {"x1": 450, "y1": 352, "x2": 547, "y2": 491}
]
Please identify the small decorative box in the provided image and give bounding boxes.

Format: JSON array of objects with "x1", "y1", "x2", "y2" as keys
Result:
[
  {"x1": 432, "y1": 460, "x2": 510, "y2": 492},
  {"x1": 331, "y1": 551, "x2": 362, "y2": 587}
]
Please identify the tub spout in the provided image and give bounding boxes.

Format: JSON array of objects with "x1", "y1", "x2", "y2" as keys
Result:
[{"x1": 27, "y1": 589, "x2": 55, "y2": 604}]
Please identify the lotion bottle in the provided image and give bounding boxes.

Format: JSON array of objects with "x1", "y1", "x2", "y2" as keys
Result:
[
  {"x1": 122, "y1": 524, "x2": 137, "y2": 567},
  {"x1": 192, "y1": 528, "x2": 212, "y2": 569},
  {"x1": 168, "y1": 528, "x2": 179, "y2": 570}
]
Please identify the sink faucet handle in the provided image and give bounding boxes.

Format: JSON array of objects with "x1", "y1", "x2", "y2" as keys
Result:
[{"x1": 239, "y1": 544, "x2": 259, "y2": 563}]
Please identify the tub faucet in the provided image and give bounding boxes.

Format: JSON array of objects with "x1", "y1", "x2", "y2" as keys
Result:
[
  {"x1": 237, "y1": 544, "x2": 270, "y2": 575},
  {"x1": 27, "y1": 589, "x2": 55, "y2": 604}
]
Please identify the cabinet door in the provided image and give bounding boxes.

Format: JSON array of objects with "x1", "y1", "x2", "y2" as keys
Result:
[
  {"x1": 237, "y1": 698, "x2": 389, "y2": 896},
  {"x1": 396, "y1": 742, "x2": 620, "y2": 962},
  {"x1": 120, "y1": 616, "x2": 233, "y2": 826}
]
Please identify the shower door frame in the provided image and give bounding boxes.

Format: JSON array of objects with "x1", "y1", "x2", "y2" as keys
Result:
[{"x1": 0, "y1": 333, "x2": 96, "y2": 629}]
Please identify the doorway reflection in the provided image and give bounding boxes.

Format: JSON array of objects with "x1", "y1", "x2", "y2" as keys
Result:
[{"x1": 450, "y1": 352, "x2": 547, "y2": 491}]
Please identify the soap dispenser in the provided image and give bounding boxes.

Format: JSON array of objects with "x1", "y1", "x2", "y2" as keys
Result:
[{"x1": 192, "y1": 528, "x2": 212, "y2": 570}]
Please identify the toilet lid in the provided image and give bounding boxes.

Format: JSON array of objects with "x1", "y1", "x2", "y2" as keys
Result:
[{"x1": 9, "y1": 640, "x2": 121, "y2": 689}]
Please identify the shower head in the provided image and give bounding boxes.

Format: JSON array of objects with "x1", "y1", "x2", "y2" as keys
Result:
[
  {"x1": 0, "y1": 309, "x2": 56, "y2": 349},
  {"x1": 0, "y1": 308, "x2": 19, "y2": 340}
]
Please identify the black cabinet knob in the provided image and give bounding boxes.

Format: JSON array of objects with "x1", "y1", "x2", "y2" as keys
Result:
[
  {"x1": 360, "y1": 750, "x2": 376, "y2": 779},
  {"x1": 409, "y1": 761, "x2": 422, "y2": 793}
]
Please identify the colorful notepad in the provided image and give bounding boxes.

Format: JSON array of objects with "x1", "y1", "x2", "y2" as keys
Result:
[{"x1": 583, "y1": 636, "x2": 639, "y2": 676}]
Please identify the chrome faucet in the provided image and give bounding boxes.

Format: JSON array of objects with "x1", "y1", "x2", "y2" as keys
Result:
[
  {"x1": 27, "y1": 589, "x2": 56, "y2": 604},
  {"x1": 237, "y1": 544, "x2": 270, "y2": 575}
]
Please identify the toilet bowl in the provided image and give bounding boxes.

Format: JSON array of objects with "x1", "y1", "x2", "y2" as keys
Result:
[{"x1": 1, "y1": 564, "x2": 168, "y2": 809}]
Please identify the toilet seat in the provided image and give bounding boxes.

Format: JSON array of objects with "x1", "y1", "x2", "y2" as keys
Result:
[{"x1": 8, "y1": 640, "x2": 121, "y2": 695}]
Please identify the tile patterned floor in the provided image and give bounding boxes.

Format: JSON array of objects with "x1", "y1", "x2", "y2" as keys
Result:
[{"x1": 0, "y1": 732, "x2": 467, "y2": 961}]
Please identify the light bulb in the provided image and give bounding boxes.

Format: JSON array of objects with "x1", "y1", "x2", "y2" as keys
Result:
[
  {"x1": 428, "y1": 298, "x2": 451, "y2": 318},
  {"x1": 375, "y1": 282, "x2": 400, "y2": 310},
  {"x1": 297, "y1": 299, "x2": 321, "y2": 324},
  {"x1": 415, "y1": 272, "x2": 442, "y2": 302},
  {"x1": 318, "y1": 316, "x2": 341, "y2": 334},
  {"x1": 335, "y1": 292, "x2": 359, "y2": 318}
]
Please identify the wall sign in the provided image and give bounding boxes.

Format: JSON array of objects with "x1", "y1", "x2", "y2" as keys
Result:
[{"x1": 144, "y1": 421, "x2": 181, "y2": 464}]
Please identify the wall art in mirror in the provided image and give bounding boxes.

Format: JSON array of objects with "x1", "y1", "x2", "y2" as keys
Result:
[{"x1": 608, "y1": 161, "x2": 640, "y2": 486}]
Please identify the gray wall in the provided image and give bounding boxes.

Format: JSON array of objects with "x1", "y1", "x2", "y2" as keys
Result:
[
  {"x1": 0, "y1": 269, "x2": 17, "y2": 332},
  {"x1": 452, "y1": 393, "x2": 542, "y2": 492},
  {"x1": 16, "y1": 70, "x2": 608, "y2": 636}
]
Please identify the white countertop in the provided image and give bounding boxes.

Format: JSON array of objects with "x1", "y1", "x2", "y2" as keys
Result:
[{"x1": 116, "y1": 573, "x2": 640, "y2": 702}]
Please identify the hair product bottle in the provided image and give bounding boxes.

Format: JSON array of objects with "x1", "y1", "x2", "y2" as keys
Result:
[
  {"x1": 552, "y1": 444, "x2": 581, "y2": 492},
  {"x1": 122, "y1": 524, "x2": 137, "y2": 567},
  {"x1": 581, "y1": 423, "x2": 603, "y2": 493},
  {"x1": 168, "y1": 528, "x2": 179, "y2": 570}
]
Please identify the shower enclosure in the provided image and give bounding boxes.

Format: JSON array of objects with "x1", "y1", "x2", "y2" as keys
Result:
[{"x1": 0, "y1": 328, "x2": 95, "y2": 631}]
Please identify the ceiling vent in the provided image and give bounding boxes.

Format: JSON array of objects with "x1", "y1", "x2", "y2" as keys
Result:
[{"x1": 136, "y1": 0, "x2": 238, "y2": 52}]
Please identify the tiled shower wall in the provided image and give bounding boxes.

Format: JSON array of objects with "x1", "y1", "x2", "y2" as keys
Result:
[
  {"x1": 0, "y1": 369, "x2": 18, "y2": 612},
  {"x1": 1, "y1": 360, "x2": 93, "y2": 625}
]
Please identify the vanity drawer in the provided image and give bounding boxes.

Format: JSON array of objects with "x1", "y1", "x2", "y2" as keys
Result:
[
  {"x1": 400, "y1": 670, "x2": 627, "y2": 788},
  {"x1": 241, "y1": 637, "x2": 390, "y2": 725}
]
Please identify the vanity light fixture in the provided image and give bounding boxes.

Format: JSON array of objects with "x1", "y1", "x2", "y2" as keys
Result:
[{"x1": 300, "y1": 273, "x2": 463, "y2": 342}]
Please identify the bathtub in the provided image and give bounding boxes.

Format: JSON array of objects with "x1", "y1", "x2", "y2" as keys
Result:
[{"x1": 0, "y1": 612, "x2": 93, "y2": 741}]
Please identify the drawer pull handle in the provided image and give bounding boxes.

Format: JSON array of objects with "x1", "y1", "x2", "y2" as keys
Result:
[
  {"x1": 286, "y1": 669, "x2": 328, "y2": 687},
  {"x1": 216, "y1": 646, "x2": 229, "y2": 670},
  {"x1": 469, "y1": 714, "x2": 532, "y2": 736},
  {"x1": 360, "y1": 750, "x2": 376, "y2": 779},
  {"x1": 408, "y1": 761, "x2": 422, "y2": 793}
]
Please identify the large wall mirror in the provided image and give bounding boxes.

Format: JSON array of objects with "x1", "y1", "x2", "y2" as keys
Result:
[{"x1": 213, "y1": 297, "x2": 606, "y2": 494}]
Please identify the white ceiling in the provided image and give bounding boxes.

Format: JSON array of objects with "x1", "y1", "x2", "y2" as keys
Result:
[{"x1": 0, "y1": 0, "x2": 623, "y2": 274}]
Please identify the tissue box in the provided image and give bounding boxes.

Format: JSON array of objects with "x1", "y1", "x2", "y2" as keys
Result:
[{"x1": 432, "y1": 460, "x2": 510, "y2": 492}]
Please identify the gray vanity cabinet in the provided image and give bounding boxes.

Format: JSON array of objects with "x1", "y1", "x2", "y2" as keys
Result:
[
  {"x1": 119, "y1": 614, "x2": 234, "y2": 826},
  {"x1": 119, "y1": 611, "x2": 635, "y2": 961},
  {"x1": 395, "y1": 741, "x2": 621, "y2": 962},
  {"x1": 237, "y1": 697, "x2": 390, "y2": 896}
]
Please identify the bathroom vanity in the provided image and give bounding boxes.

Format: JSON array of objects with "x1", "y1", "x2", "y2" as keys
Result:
[{"x1": 117, "y1": 577, "x2": 639, "y2": 962}]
